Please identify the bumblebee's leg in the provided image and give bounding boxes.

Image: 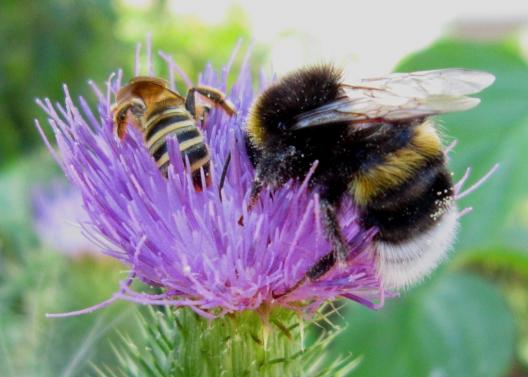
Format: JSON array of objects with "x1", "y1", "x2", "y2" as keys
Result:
[
  {"x1": 237, "y1": 178, "x2": 263, "y2": 226},
  {"x1": 307, "y1": 198, "x2": 348, "y2": 279},
  {"x1": 185, "y1": 86, "x2": 236, "y2": 119},
  {"x1": 248, "y1": 175, "x2": 264, "y2": 210},
  {"x1": 274, "y1": 246, "x2": 337, "y2": 297},
  {"x1": 218, "y1": 152, "x2": 231, "y2": 200},
  {"x1": 306, "y1": 252, "x2": 337, "y2": 280},
  {"x1": 321, "y1": 198, "x2": 349, "y2": 261},
  {"x1": 275, "y1": 199, "x2": 346, "y2": 295},
  {"x1": 241, "y1": 146, "x2": 295, "y2": 224}
]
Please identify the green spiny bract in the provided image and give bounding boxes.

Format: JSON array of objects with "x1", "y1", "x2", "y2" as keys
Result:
[{"x1": 93, "y1": 306, "x2": 358, "y2": 377}]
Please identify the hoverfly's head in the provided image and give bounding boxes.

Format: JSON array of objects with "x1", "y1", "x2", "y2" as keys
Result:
[
  {"x1": 111, "y1": 76, "x2": 183, "y2": 140},
  {"x1": 111, "y1": 96, "x2": 147, "y2": 140}
]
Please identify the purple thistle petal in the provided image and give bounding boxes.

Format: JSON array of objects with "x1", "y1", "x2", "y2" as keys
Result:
[
  {"x1": 455, "y1": 163, "x2": 500, "y2": 200},
  {"x1": 38, "y1": 47, "x2": 386, "y2": 317}
]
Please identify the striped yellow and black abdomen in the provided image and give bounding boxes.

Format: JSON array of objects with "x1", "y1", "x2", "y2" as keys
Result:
[
  {"x1": 351, "y1": 120, "x2": 454, "y2": 244},
  {"x1": 144, "y1": 106, "x2": 211, "y2": 190}
]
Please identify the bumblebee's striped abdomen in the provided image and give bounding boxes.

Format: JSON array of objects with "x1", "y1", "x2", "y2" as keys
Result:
[
  {"x1": 145, "y1": 107, "x2": 211, "y2": 190},
  {"x1": 360, "y1": 156, "x2": 454, "y2": 242},
  {"x1": 351, "y1": 120, "x2": 453, "y2": 243}
]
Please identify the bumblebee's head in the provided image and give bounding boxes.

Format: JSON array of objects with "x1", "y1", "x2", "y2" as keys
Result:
[{"x1": 247, "y1": 64, "x2": 343, "y2": 148}]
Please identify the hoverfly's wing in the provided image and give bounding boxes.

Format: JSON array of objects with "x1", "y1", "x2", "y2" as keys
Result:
[
  {"x1": 129, "y1": 76, "x2": 169, "y2": 87},
  {"x1": 292, "y1": 69, "x2": 495, "y2": 130}
]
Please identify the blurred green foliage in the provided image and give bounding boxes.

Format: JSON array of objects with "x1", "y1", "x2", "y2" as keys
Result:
[
  {"x1": 114, "y1": 1, "x2": 262, "y2": 88},
  {"x1": 0, "y1": 0, "x2": 123, "y2": 167},
  {"x1": 325, "y1": 38, "x2": 528, "y2": 377},
  {"x1": 333, "y1": 274, "x2": 515, "y2": 377},
  {"x1": 0, "y1": 148, "x2": 136, "y2": 376},
  {"x1": 0, "y1": 0, "x2": 255, "y2": 169},
  {"x1": 0, "y1": 151, "x2": 59, "y2": 258},
  {"x1": 1, "y1": 254, "x2": 133, "y2": 377}
]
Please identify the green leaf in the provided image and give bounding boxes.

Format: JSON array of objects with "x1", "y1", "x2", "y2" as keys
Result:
[
  {"x1": 330, "y1": 273, "x2": 515, "y2": 377},
  {"x1": 0, "y1": 250, "x2": 136, "y2": 377},
  {"x1": 396, "y1": 39, "x2": 528, "y2": 252},
  {"x1": 453, "y1": 247, "x2": 528, "y2": 278}
]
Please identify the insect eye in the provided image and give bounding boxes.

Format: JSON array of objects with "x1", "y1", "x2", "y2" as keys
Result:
[
  {"x1": 118, "y1": 111, "x2": 127, "y2": 121},
  {"x1": 130, "y1": 103, "x2": 146, "y2": 117}
]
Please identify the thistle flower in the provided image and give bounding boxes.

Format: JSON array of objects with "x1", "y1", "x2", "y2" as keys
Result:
[
  {"x1": 36, "y1": 44, "x2": 495, "y2": 320},
  {"x1": 36, "y1": 45, "x2": 383, "y2": 319},
  {"x1": 32, "y1": 182, "x2": 105, "y2": 257}
]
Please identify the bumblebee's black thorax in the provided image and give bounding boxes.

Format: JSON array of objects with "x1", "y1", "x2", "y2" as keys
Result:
[{"x1": 254, "y1": 121, "x2": 416, "y2": 200}]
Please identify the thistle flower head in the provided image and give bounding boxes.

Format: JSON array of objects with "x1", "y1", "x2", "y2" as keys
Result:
[{"x1": 36, "y1": 45, "x2": 385, "y2": 317}]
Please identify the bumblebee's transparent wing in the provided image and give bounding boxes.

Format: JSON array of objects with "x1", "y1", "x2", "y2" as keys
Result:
[
  {"x1": 292, "y1": 69, "x2": 495, "y2": 130},
  {"x1": 359, "y1": 69, "x2": 495, "y2": 96}
]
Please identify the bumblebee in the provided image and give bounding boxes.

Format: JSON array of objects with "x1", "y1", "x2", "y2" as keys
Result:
[
  {"x1": 246, "y1": 64, "x2": 494, "y2": 289},
  {"x1": 112, "y1": 76, "x2": 235, "y2": 190}
]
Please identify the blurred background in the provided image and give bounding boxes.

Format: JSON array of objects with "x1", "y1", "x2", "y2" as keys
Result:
[{"x1": 0, "y1": 0, "x2": 527, "y2": 376}]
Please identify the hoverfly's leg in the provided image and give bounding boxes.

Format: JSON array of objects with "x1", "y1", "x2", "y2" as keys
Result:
[
  {"x1": 112, "y1": 104, "x2": 131, "y2": 140},
  {"x1": 185, "y1": 86, "x2": 236, "y2": 119},
  {"x1": 116, "y1": 117, "x2": 129, "y2": 140},
  {"x1": 307, "y1": 198, "x2": 348, "y2": 279},
  {"x1": 218, "y1": 152, "x2": 232, "y2": 201},
  {"x1": 195, "y1": 104, "x2": 212, "y2": 126}
]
